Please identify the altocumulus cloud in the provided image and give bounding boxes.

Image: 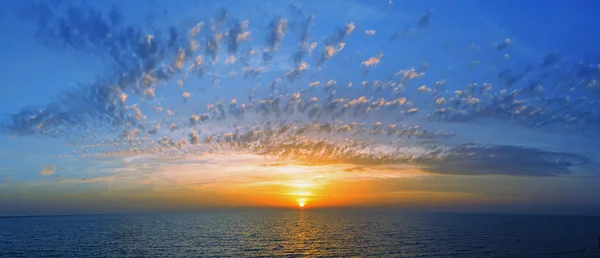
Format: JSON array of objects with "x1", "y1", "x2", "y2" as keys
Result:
[{"x1": 1, "y1": 0, "x2": 597, "y2": 182}]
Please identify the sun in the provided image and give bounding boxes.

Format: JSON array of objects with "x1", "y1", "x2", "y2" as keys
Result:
[{"x1": 297, "y1": 198, "x2": 307, "y2": 208}]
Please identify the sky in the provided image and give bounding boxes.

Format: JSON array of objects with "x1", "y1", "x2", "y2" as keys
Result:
[{"x1": 1, "y1": 0, "x2": 600, "y2": 216}]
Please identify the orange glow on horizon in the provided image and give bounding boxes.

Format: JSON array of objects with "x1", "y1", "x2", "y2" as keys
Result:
[{"x1": 97, "y1": 154, "x2": 445, "y2": 209}]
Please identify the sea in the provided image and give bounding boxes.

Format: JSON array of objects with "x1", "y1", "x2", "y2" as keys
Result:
[{"x1": 1, "y1": 210, "x2": 599, "y2": 257}]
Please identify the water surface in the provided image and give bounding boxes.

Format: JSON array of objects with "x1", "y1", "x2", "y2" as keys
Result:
[{"x1": 2, "y1": 210, "x2": 599, "y2": 257}]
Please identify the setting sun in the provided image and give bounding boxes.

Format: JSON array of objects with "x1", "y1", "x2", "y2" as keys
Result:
[{"x1": 297, "y1": 198, "x2": 307, "y2": 208}]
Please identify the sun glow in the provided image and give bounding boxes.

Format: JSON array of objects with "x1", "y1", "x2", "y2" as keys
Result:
[{"x1": 297, "y1": 198, "x2": 307, "y2": 208}]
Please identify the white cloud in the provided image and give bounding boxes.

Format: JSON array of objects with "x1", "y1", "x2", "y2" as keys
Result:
[{"x1": 39, "y1": 164, "x2": 56, "y2": 176}]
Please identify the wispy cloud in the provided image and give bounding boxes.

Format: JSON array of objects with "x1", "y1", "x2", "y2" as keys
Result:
[{"x1": 39, "y1": 164, "x2": 56, "y2": 176}]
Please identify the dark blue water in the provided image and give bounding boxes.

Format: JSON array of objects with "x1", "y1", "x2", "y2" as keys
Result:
[{"x1": 1, "y1": 210, "x2": 599, "y2": 257}]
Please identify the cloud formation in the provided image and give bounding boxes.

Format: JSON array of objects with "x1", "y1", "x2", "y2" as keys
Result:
[
  {"x1": 0, "y1": 0, "x2": 597, "y2": 182},
  {"x1": 416, "y1": 144, "x2": 590, "y2": 177},
  {"x1": 39, "y1": 164, "x2": 56, "y2": 176}
]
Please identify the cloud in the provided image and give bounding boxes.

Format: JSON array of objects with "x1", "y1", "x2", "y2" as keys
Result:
[
  {"x1": 364, "y1": 30, "x2": 376, "y2": 36},
  {"x1": 39, "y1": 164, "x2": 56, "y2": 176},
  {"x1": 325, "y1": 22, "x2": 355, "y2": 45},
  {"x1": 7, "y1": 1, "x2": 598, "y2": 144},
  {"x1": 259, "y1": 163, "x2": 286, "y2": 167},
  {"x1": 343, "y1": 166, "x2": 368, "y2": 172},
  {"x1": 416, "y1": 144, "x2": 590, "y2": 177},
  {"x1": 3, "y1": 0, "x2": 598, "y2": 187},
  {"x1": 227, "y1": 19, "x2": 250, "y2": 54},
  {"x1": 263, "y1": 17, "x2": 288, "y2": 63},
  {"x1": 361, "y1": 53, "x2": 384, "y2": 67}
]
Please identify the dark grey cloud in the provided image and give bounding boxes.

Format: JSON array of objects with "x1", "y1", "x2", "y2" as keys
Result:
[
  {"x1": 325, "y1": 22, "x2": 354, "y2": 46},
  {"x1": 291, "y1": 15, "x2": 314, "y2": 65},
  {"x1": 263, "y1": 16, "x2": 287, "y2": 63},
  {"x1": 417, "y1": 10, "x2": 433, "y2": 29},
  {"x1": 227, "y1": 19, "x2": 243, "y2": 54},
  {"x1": 416, "y1": 144, "x2": 590, "y2": 177}
]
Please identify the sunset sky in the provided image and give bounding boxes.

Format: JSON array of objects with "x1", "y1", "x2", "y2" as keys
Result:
[{"x1": 1, "y1": 0, "x2": 600, "y2": 216}]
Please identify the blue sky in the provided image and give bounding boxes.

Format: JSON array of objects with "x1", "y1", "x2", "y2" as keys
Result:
[{"x1": 0, "y1": 0, "x2": 599, "y2": 216}]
